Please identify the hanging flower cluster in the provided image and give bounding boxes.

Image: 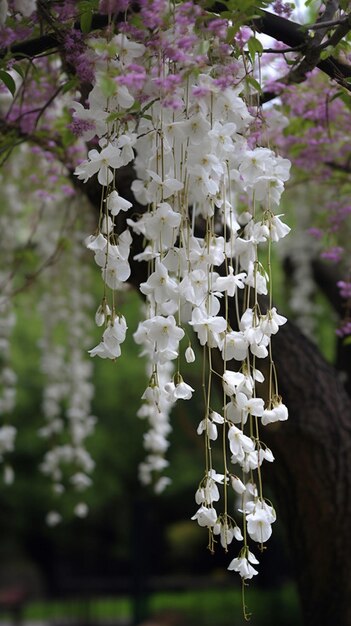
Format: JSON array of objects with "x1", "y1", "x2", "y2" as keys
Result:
[
  {"x1": 36, "y1": 196, "x2": 96, "y2": 525},
  {"x1": 0, "y1": 174, "x2": 18, "y2": 485},
  {"x1": 75, "y1": 0, "x2": 291, "y2": 588}
]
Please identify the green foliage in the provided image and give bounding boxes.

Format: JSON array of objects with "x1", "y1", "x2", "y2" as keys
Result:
[
  {"x1": 247, "y1": 36, "x2": 263, "y2": 63},
  {"x1": 22, "y1": 584, "x2": 302, "y2": 626},
  {"x1": 0, "y1": 70, "x2": 16, "y2": 97},
  {"x1": 78, "y1": 0, "x2": 99, "y2": 33}
]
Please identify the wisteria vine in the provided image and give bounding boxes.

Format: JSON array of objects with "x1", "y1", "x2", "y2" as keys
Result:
[{"x1": 72, "y1": 0, "x2": 291, "y2": 603}]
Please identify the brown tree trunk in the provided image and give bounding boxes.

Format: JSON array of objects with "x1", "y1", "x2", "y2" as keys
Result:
[{"x1": 263, "y1": 321, "x2": 351, "y2": 626}]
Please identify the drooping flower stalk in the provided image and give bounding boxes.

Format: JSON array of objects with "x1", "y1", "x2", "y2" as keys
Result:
[
  {"x1": 0, "y1": 172, "x2": 18, "y2": 485},
  {"x1": 37, "y1": 196, "x2": 96, "y2": 524},
  {"x1": 77, "y1": 0, "x2": 291, "y2": 590}
]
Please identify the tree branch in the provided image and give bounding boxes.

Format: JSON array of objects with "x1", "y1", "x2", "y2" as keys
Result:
[{"x1": 254, "y1": 10, "x2": 351, "y2": 101}]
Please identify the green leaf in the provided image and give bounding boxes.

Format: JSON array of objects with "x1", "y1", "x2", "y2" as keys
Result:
[
  {"x1": 12, "y1": 63, "x2": 25, "y2": 79},
  {"x1": 80, "y1": 10, "x2": 92, "y2": 34},
  {"x1": 62, "y1": 77, "x2": 79, "y2": 94},
  {"x1": 0, "y1": 70, "x2": 16, "y2": 97},
  {"x1": 246, "y1": 75, "x2": 262, "y2": 93},
  {"x1": 247, "y1": 36, "x2": 263, "y2": 60},
  {"x1": 100, "y1": 75, "x2": 116, "y2": 98},
  {"x1": 226, "y1": 25, "x2": 239, "y2": 44},
  {"x1": 320, "y1": 46, "x2": 333, "y2": 60}
]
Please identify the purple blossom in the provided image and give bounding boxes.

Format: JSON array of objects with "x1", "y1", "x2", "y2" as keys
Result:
[
  {"x1": 320, "y1": 247, "x2": 344, "y2": 263},
  {"x1": 139, "y1": 0, "x2": 167, "y2": 29},
  {"x1": 207, "y1": 18, "x2": 228, "y2": 39},
  {"x1": 272, "y1": 0, "x2": 293, "y2": 17},
  {"x1": 153, "y1": 74, "x2": 182, "y2": 93},
  {"x1": 54, "y1": 0, "x2": 76, "y2": 20},
  {"x1": 336, "y1": 320, "x2": 351, "y2": 337},
  {"x1": 234, "y1": 26, "x2": 252, "y2": 49},
  {"x1": 192, "y1": 86, "x2": 211, "y2": 98},
  {"x1": 68, "y1": 117, "x2": 95, "y2": 137},
  {"x1": 307, "y1": 227, "x2": 323, "y2": 240},
  {"x1": 177, "y1": 35, "x2": 198, "y2": 51},
  {"x1": 116, "y1": 65, "x2": 147, "y2": 90},
  {"x1": 0, "y1": 25, "x2": 33, "y2": 47},
  {"x1": 162, "y1": 95, "x2": 184, "y2": 110},
  {"x1": 36, "y1": 189, "x2": 55, "y2": 201},
  {"x1": 337, "y1": 281, "x2": 351, "y2": 300},
  {"x1": 61, "y1": 185, "x2": 76, "y2": 197}
]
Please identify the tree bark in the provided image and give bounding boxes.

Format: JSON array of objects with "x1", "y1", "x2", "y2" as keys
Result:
[{"x1": 261, "y1": 321, "x2": 351, "y2": 626}]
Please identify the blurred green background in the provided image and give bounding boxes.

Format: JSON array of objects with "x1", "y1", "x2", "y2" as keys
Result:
[{"x1": 0, "y1": 271, "x2": 311, "y2": 626}]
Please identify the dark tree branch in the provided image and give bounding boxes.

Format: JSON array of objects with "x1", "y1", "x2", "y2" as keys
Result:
[
  {"x1": 254, "y1": 10, "x2": 351, "y2": 101},
  {"x1": 1, "y1": 8, "x2": 351, "y2": 97},
  {"x1": 320, "y1": 12, "x2": 351, "y2": 49},
  {"x1": 0, "y1": 14, "x2": 109, "y2": 60}
]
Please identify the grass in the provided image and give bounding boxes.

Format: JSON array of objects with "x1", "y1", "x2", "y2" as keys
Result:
[{"x1": 9, "y1": 583, "x2": 302, "y2": 626}]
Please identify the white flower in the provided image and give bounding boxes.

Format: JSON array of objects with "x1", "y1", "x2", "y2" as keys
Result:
[
  {"x1": 266, "y1": 214, "x2": 291, "y2": 241},
  {"x1": 228, "y1": 425, "x2": 255, "y2": 463},
  {"x1": 46, "y1": 511, "x2": 62, "y2": 527},
  {"x1": 230, "y1": 475, "x2": 246, "y2": 495},
  {"x1": 95, "y1": 300, "x2": 111, "y2": 327},
  {"x1": 95, "y1": 243, "x2": 131, "y2": 287},
  {"x1": 260, "y1": 307, "x2": 287, "y2": 337},
  {"x1": 140, "y1": 260, "x2": 178, "y2": 304},
  {"x1": 261, "y1": 400, "x2": 288, "y2": 426},
  {"x1": 222, "y1": 370, "x2": 246, "y2": 397},
  {"x1": 113, "y1": 33, "x2": 145, "y2": 63},
  {"x1": 74, "y1": 502, "x2": 89, "y2": 518},
  {"x1": 0, "y1": 0, "x2": 8, "y2": 25},
  {"x1": 164, "y1": 379, "x2": 194, "y2": 401},
  {"x1": 88, "y1": 341, "x2": 118, "y2": 359},
  {"x1": 85, "y1": 232, "x2": 107, "y2": 251},
  {"x1": 14, "y1": 0, "x2": 36, "y2": 16},
  {"x1": 146, "y1": 170, "x2": 183, "y2": 201},
  {"x1": 246, "y1": 501, "x2": 276, "y2": 543},
  {"x1": 221, "y1": 330, "x2": 249, "y2": 362},
  {"x1": 75, "y1": 143, "x2": 122, "y2": 186},
  {"x1": 117, "y1": 133, "x2": 137, "y2": 166},
  {"x1": 214, "y1": 267, "x2": 246, "y2": 297},
  {"x1": 228, "y1": 552, "x2": 259, "y2": 579},
  {"x1": 144, "y1": 430, "x2": 169, "y2": 453},
  {"x1": 191, "y1": 505, "x2": 218, "y2": 528},
  {"x1": 213, "y1": 520, "x2": 236, "y2": 549},
  {"x1": 185, "y1": 113, "x2": 211, "y2": 145},
  {"x1": 0, "y1": 425, "x2": 16, "y2": 456},
  {"x1": 185, "y1": 346, "x2": 195, "y2": 363},
  {"x1": 189, "y1": 308, "x2": 227, "y2": 348},
  {"x1": 70, "y1": 472, "x2": 93, "y2": 490},
  {"x1": 197, "y1": 411, "x2": 224, "y2": 441},
  {"x1": 3, "y1": 465, "x2": 14, "y2": 485},
  {"x1": 154, "y1": 476, "x2": 172, "y2": 493},
  {"x1": 143, "y1": 315, "x2": 184, "y2": 352},
  {"x1": 107, "y1": 190, "x2": 132, "y2": 216},
  {"x1": 141, "y1": 202, "x2": 181, "y2": 249},
  {"x1": 101, "y1": 315, "x2": 127, "y2": 357}
]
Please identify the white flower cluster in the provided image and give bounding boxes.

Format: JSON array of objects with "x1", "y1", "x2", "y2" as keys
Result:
[
  {"x1": 0, "y1": 177, "x2": 20, "y2": 485},
  {"x1": 37, "y1": 201, "x2": 96, "y2": 523},
  {"x1": 0, "y1": 0, "x2": 36, "y2": 24},
  {"x1": 76, "y1": 3, "x2": 291, "y2": 581}
]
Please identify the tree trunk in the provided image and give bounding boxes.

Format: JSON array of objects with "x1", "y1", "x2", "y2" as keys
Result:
[{"x1": 263, "y1": 321, "x2": 351, "y2": 626}]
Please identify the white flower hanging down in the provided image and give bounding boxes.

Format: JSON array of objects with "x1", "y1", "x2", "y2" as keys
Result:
[{"x1": 76, "y1": 0, "x2": 291, "y2": 594}]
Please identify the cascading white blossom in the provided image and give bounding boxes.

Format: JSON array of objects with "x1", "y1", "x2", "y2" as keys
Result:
[
  {"x1": 36, "y1": 196, "x2": 96, "y2": 523},
  {"x1": 0, "y1": 177, "x2": 21, "y2": 484},
  {"x1": 76, "y1": 1, "x2": 291, "y2": 588}
]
